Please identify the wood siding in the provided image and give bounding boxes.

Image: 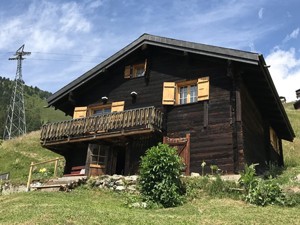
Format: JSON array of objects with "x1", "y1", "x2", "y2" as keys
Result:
[
  {"x1": 241, "y1": 82, "x2": 268, "y2": 167},
  {"x1": 46, "y1": 47, "x2": 247, "y2": 174}
]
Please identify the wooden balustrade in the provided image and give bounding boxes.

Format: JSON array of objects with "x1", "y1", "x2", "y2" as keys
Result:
[{"x1": 41, "y1": 106, "x2": 164, "y2": 145}]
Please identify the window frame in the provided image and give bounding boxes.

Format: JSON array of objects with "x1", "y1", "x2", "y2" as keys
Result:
[
  {"x1": 124, "y1": 59, "x2": 147, "y2": 79},
  {"x1": 176, "y1": 79, "x2": 198, "y2": 105},
  {"x1": 88, "y1": 104, "x2": 112, "y2": 116}
]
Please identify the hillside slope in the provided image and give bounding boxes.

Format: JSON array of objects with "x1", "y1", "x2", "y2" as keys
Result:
[
  {"x1": 0, "y1": 131, "x2": 62, "y2": 184},
  {"x1": 283, "y1": 103, "x2": 300, "y2": 167},
  {"x1": 0, "y1": 76, "x2": 69, "y2": 138}
]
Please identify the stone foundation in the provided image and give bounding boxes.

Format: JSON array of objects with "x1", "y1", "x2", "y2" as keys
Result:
[{"x1": 87, "y1": 174, "x2": 139, "y2": 192}]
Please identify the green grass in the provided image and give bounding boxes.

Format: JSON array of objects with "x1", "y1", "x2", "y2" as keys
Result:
[
  {"x1": 282, "y1": 103, "x2": 300, "y2": 167},
  {"x1": 0, "y1": 188, "x2": 299, "y2": 225},
  {"x1": 0, "y1": 131, "x2": 62, "y2": 184}
]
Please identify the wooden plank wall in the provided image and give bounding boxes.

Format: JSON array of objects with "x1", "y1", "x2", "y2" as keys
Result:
[
  {"x1": 240, "y1": 82, "x2": 268, "y2": 169},
  {"x1": 64, "y1": 47, "x2": 237, "y2": 174},
  {"x1": 150, "y1": 50, "x2": 235, "y2": 174}
]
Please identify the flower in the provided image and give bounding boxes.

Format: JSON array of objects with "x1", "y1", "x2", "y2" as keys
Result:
[{"x1": 39, "y1": 168, "x2": 47, "y2": 173}]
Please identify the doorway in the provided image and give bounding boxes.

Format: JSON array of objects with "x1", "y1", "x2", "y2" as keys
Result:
[{"x1": 113, "y1": 146, "x2": 126, "y2": 175}]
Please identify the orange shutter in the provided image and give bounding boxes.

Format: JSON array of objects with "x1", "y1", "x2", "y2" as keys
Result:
[
  {"x1": 73, "y1": 106, "x2": 87, "y2": 119},
  {"x1": 124, "y1": 66, "x2": 131, "y2": 79},
  {"x1": 111, "y1": 101, "x2": 125, "y2": 112},
  {"x1": 162, "y1": 82, "x2": 175, "y2": 105},
  {"x1": 197, "y1": 76, "x2": 209, "y2": 101}
]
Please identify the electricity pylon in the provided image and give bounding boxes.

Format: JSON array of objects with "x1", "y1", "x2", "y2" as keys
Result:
[{"x1": 3, "y1": 44, "x2": 31, "y2": 140}]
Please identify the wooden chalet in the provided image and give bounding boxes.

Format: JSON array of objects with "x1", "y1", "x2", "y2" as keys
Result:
[{"x1": 41, "y1": 34, "x2": 295, "y2": 176}]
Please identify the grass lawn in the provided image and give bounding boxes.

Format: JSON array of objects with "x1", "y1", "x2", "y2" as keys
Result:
[{"x1": 1, "y1": 188, "x2": 300, "y2": 225}]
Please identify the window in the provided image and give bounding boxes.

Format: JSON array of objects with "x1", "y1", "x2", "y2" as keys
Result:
[
  {"x1": 162, "y1": 76, "x2": 209, "y2": 105},
  {"x1": 73, "y1": 101, "x2": 125, "y2": 118},
  {"x1": 92, "y1": 107, "x2": 111, "y2": 116},
  {"x1": 90, "y1": 144, "x2": 107, "y2": 165},
  {"x1": 178, "y1": 83, "x2": 198, "y2": 104},
  {"x1": 124, "y1": 59, "x2": 147, "y2": 79}
]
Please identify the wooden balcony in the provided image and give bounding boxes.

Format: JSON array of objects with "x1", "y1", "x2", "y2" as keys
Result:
[{"x1": 41, "y1": 106, "x2": 164, "y2": 146}]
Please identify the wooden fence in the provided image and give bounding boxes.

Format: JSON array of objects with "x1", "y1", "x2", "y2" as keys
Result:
[{"x1": 26, "y1": 157, "x2": 64, "y2": 191}]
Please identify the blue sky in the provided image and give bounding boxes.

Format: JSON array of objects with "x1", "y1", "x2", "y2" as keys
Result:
[{"x1": 0, "y1": 0, "x2": 299, "y2": 101}]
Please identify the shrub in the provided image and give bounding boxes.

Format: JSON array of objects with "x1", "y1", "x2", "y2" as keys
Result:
[
  {"x1": 239, "y1": 164, "x2": 293, "y2": 206},
  {"x1": 139, "y1": 143, "x2": 185, "y2": 208},
  {"x1": 239, "y1": 164, "x2": 258, "y2": 192},
  {"x1": 244, "y1": 178, "x2": 287, "y2": 206}
]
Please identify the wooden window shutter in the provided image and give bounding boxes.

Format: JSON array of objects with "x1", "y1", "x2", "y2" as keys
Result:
[
  {"x1": 124, "y1": 66, "x2": 131, "y2": 79},
  {"x1": 162, "y1": 82, "x2": 175, "y2": 105},
  {"x1": 197, "y1": 76, "x2": 209, "y2": 101},
  {"x1": 73, "y1": 106, "x2": 87, "y2": 119},
  {"x1": 111, "y1": 101, "x2": 125, "y2": 112}
]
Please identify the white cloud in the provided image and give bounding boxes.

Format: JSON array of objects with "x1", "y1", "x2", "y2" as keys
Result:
[
  {"x1": 266, "y1": 47, "x2": 300, "y2": 101},
  {"x1": 258, "y1": 8, "x2": 264, "y2": 19},
  {"x1": 283, "y1": 28, "x2": 300, "y2": 43},
  {"x1": 59, "y1": 2, "x2": 91, "y2": 33},
  {"x1": 86, "y1": 0, "x2": 104, "y2": 9}
]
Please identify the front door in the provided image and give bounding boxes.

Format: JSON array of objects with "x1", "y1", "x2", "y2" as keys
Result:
[{"x1": 86, "y1": 144, "x2": 108, "y2": 176}]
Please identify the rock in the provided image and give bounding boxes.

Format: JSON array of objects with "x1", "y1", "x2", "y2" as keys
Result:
[
  {"x1": 95, "y1": 180, "x2": 102, "y2": 187},
  {"x1": 115, "y1": 186, "x2": 126, "y2": 191},
  {"x1": 296, "y1": 174, "x2": 300, "y2": 182},
  {"x1": 191, "y1": 172, "x2": 200, "y2": 177},
  {"x1": 131, "y1": 202, "x2": 147, "y2": 208},
  {"x1": 129, "y1": 175, "x2": 138, "y2": 181},
  {"x1": 127, "y1": 185, "x2": 137, "y2": 192},
  {"x1": 111, "y1": 174, "x2": 123, "y2": 181},
  {"x1": 115, "y1": 179, "x2": 124, "y2": 186}
]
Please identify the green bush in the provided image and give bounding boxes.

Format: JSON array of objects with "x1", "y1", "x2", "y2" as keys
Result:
[
  {"x1": 139, "y1": 143, "x2": 185, "y2": 208},
  {"x1": 244, "y1": 178, "x2": 287, "y2": 206},
  {"x1": 239, "y1": 164, "x2": 294, "y2": 206},
  {"x1": 239, "y1": 164, "x2": 258, "y2": 191}
]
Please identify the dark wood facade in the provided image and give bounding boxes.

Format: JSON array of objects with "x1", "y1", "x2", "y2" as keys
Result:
[{"x1": 42, "y1": 34, "x2": 295, "y2": 176}]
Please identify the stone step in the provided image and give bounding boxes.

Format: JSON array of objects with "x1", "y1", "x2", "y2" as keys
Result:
[
  {"x1": 31, "y1": 176, "x2": 87, "y2": 192},
  {"x1": 33, "y1": 184, "x2": 66, "y2": 192}
]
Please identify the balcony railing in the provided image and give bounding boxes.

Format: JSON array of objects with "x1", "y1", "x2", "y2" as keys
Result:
[{"x1": 41, "y1": 106, "x2": 164, "y2": 145}]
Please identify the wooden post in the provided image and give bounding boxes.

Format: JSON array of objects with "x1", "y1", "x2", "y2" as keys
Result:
[
  {"x1": 26, "y1": 162, "x2": 34, "y2": 192},
  {"x1": 54, "y1": 157, "x2": 59, "y2": 178}
]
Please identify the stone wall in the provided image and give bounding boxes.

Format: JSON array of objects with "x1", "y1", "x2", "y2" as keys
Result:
[
  {"x1": 0, "y1": 183, "x2": 27, "y2": 195},
  {"x1": 86, "y1": 174, "x2": 139, "y2": 192}
]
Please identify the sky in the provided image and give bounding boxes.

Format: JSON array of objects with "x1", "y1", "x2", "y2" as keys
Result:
[{"x1": 0, "y1": 0, "x2": 299, "y2": 101}]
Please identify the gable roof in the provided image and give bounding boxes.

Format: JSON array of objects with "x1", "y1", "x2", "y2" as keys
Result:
[{"x1": 47, "y1": 33, "x2": 295, "y2": 141}]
